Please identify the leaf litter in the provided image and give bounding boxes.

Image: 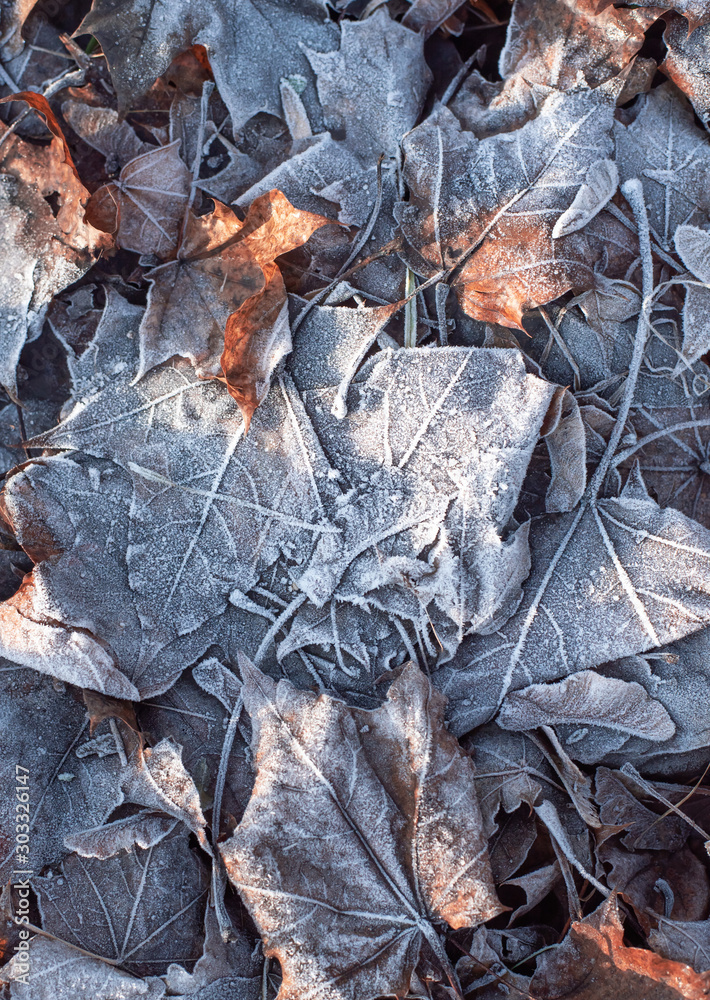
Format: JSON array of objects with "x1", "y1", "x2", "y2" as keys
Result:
[{"x1": 4, "y1": 0, "x2": 710, "y2": 998}]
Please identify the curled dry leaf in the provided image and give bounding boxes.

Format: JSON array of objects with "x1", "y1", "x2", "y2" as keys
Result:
[
  {"x1": 221, "y1": 658, "x2": 502, "y2": 1000},
  {"x1": 498, "y1": 671, "x2": 676, "y2": 742}
]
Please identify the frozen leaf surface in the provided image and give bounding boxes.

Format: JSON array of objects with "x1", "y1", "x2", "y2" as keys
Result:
[
  {"x1": 85, "y1": 141, "x2": 191, "y2": 258},
  {"x1": 34, "y1": 827, "x2": 208, "y2": 976},
  {"x1": 498, "y1": 671, "x2": 676, "y2": 742},
  {"x1": 221, "y1": 659, "x2": 502, "y2": 1000},
  {"x1": 78, "y1": 0, "x2": 337, "y2": 131},
  {"x1": 395, "y1": 87, "x2": 633, "y2": 327}
]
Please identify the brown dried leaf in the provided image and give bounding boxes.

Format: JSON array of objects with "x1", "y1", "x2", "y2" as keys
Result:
[
  {"x1": 530, "y1": 896, "x2": 710, "y2": 998},
  {"x1": 662, "y1": 15, "x2": 710, "y2": 128},
  {"x1": 85, "y1": 140, "x2": 191, "y2": 257},
  {"x1": 221, "y1": 658, "x2": 502, "y2": 1000}
]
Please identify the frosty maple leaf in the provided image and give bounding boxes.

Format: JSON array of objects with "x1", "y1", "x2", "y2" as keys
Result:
[
  {"x1": 530, "y1": 896, "x2": 710, "y2": 998},
  {"x1": 303, "y1": 7, "x2": 432, "y2": 162},
  {"x1": 77, "y1": 0, "x2": 337, "y2": 130},
  {"x1": 437, "y1": 470, "x2": 710, "y2": 736},
  {"x1": 221, "y1": 658, "x2": 503, "y2": 1000},
  {"x1": 395, "y1": 85, "x2": 635, "y2": 328},
  {"x1": 137, "y1": 189, "x2": 331, "y2": 426},
  {"x1": 34, "y1": 827, "x2": 208, "y2": 976},
  {"x1": 0, "y1": 109, "x2": 110, "y2": 397}
]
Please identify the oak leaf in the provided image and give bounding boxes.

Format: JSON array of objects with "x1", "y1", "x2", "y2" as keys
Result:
[{"x1": 221, "y1": 658, "x2": 502, "y2": 1000}]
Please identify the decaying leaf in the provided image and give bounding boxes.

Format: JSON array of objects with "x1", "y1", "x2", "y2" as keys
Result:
[
  {"x1": 221, "y1": 659, "x2": 502, "y2": 1000},
  {"x1": 530, "y1": 896, "x2": 710, "y2": 998}
]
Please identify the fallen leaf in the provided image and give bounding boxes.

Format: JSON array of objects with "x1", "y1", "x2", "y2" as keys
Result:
[
  {"x1": 530, "y1": 896, "x2": 710, "y2": 998},
  {"x1": 63, "y1": 810, "x2": 178, "y2": 859},
  {"x1": 34, "y1": 827, "x2": 208, "y2": 976},
  {"x1": 396, "y1": 86, "x2": 635, "y2": 328},
  {"x1": 304, "y1": 8, "x2": 432, "y2": 161},
  {"x1": 221, "y1": 659, "x2": 503, "y2": 1000},
  {"x1": 77, "y1": 0, "x2": 338, "y2": 131},
  {"x1": 0, "y1": 116, "x2": 110, "y2": 397},
  {"x1": 662, "y1": 14, "x2": 710, "y2": 128},
  {"x1": 498, "y1": 671, "x2": 676, "y2": 744},
  {"x1": 437, "y1": 472, "x2": 710, "y2": 736}
]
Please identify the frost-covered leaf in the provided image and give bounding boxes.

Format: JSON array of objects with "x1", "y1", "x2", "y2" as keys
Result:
[
  {"x1": 34, "y1": 827, "x2": 208, "y2": 976},
  {"x1": 530, "y1": 896, "x2": 710, "y2": 998},
  {"x1": 552, "y1": 159, "x2": 618, "y2": 239},
  {"x1": 396, "y1": 87, "x2": 634, "y2": 327},
  {"x1": 615, "y1": 82, "x2": 710, "y2": 250},
  {"x1": 662, "y1": 15, "x2": 710, "y2": 129},
  {"x1": 64, "y1": 810, "x2": 178, "y2": 859},
  {"x1": 650, "y1": 917, "x2": 710, "y2": 975},
  {"x1": 500, "y1": 0, "x2": 653, "y2": 91},
  {"x1": 0, "y1": 118, "x2": 110, "y2": 396},
  {"x1": 85, "y1": 141, "x2": 191, "y2": 258},
  {"x1": 164, "y1": 904, "x2": 260, "y2": 995},
  {"x1": 676, "y1": 225, "x2": 710, "y2": 284},
  {"x1": 78, "y1": 0, "x2": 337, "y2": 131},
  {"x1": 437, "y1": 480, "x2": 710, "y2": 736},
  {"x1": 595, "y1": 767, "x2": 687, "y2": 851},
  {"x1": 0, "y1": 935, "x2": 167, "y2": 1000},
  {"x1": 137, "y1": 190, "x2": 330, "y2": 426},
  {"x1": 221, "y1": 660, "x2": 502, "y2": 1000},
  {"x1": 304, "y1": 8, "x2": 432, "y2": 161},
  {"x1": 498, "y1": 671, "x2": 675, "y2": 743}
]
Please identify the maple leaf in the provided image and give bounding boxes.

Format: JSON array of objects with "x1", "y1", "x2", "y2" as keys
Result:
[
  {"x1": 395, "y1": 86, "x2": 636, "y2": 328},
  {"x1": 137, "y1": 189, "x2": 331, "y2": 426},
  {"x1": 77, "y1": 0, "x2": 337, "y2": 131},
  {"x1": 0, "y1": 936, "x2": 168, "y2": 1000},
  {"x1": 529, "y1": 896, "x2": 710, "y2": 998},
  {"x1": 500, "y1": 0, "x2": 655, "y2": 91},
  {"x1": 437, "y1": 471, "x2": 710, "y2": 736},
  {"x1": 303, "y1": 7, "x2": 432, "y2": 162},
  {"x1": 221, "y1": 658, "x2": 503, "y2": 1000},
  {"x1": 34, "y1": 827, "x2": 208, "y2": 976},
  {"x1": 0, "y1": 107, "x2": 110, "y2": 397}
]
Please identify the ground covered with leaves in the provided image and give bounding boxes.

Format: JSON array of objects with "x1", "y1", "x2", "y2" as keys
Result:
[{"x1": 3, "y1": 0, "x2": 710, "y2": 997}]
